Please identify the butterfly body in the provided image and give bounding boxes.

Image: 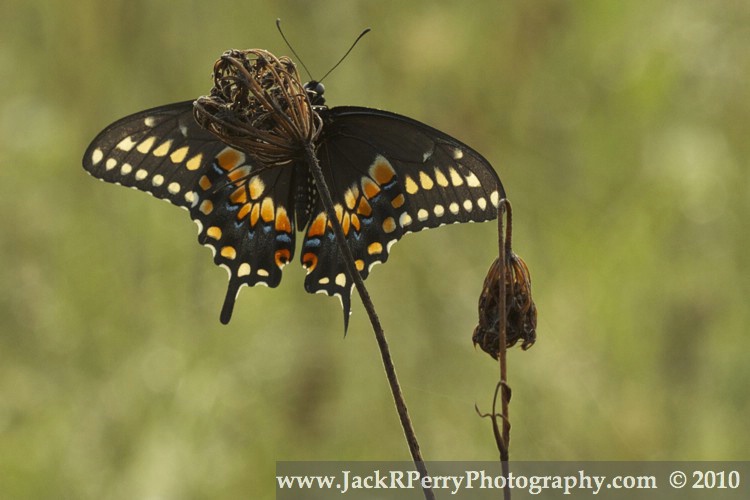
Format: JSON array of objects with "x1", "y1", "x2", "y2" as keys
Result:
[{"x1": 83, "y1": 49, "x2": 505, "y2": 327}]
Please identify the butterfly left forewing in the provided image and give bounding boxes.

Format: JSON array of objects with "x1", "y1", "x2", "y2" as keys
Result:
[{"x1": 300, "y1": 106, "x2": 505, "y2": 326}]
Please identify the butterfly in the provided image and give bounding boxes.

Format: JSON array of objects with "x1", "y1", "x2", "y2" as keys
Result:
[{"x1": 83, "y1": 48, "x2": 505, "y2": 329}]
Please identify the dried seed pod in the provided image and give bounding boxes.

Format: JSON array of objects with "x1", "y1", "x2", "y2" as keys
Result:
[
  {"x1": 473, "y1": 253, "x2": 537, "y2": 359},
  {"x1": 193, "y1": 49, "x2": 322, "y2": 166}
]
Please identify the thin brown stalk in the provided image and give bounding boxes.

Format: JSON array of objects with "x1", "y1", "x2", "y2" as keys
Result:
[{"x1": 303, "y1": 143, "x2": 435, "y2": 500}]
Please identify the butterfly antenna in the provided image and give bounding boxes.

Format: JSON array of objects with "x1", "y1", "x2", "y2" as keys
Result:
[
  {"x1": 319, "y1": 27, "x2": 371, "y2": 83},
  {"x1": 276, "y1": 18, "x2": 314, "y2": 81}
]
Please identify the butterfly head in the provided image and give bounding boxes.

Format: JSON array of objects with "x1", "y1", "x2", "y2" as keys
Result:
[{"x1": 303, "y1": 80, "x2": 326, "y2": 107}]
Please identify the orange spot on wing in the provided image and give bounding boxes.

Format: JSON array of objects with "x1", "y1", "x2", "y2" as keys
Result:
[
  {"x1": 350, "y1": 214, "x2": 361, "y2": 232},
  {"x1": 371, "y1": 158, "x2": 396, "y2": 184},
  {"x1": 260, "y1": 198, "x2": 275, "y2": 223},
  {"x1": 275, "y1": 249, "x2": 291, "y2": 268},
  {"x1": 382, "y1": 217, "x2": 397, "y2": 233},
  {"x1": 368, "y1": 242, "x2": 383, "y2": 255},
  {"x1": 207, "y1": 226, "x2": 222, "y2": 240},
  {"x1": 217, "y1": 148, "x2": 242, "y2": 171},
  {"x1": 357, "y1": 198, "x2": 372, "y2": 217},
  {"x1": 230, "y1": 186, "x2": 247, "y2": 204},
  {"x1": 237, "y1": 203, "x2": 251, "y2": 221},
  {"x1": 198, "y1": 175, "x2": 212, "y2": 191},
  {"x1": 302, "y1": 252, "x2": 318, "y2": 272},
  {"x1": 391, "y1": 194, "x2": 405, "y2": 208},
  {"x1": 199, "y1": 200, "x2": 214, "y2": 215},
  {"x1": 250, "y1": 203, "x2": 260, "y2": 226},
  {"x1": 274, "y1": 207, "x2": 292, "y2": 233},
  {"x1": 307, "y1": 213, "x2": 327, "y2": 237},
  {"x1": 342, "y1": 213, "x2": 351, "y2": 235},
  {"x1": 362, "y1": 177, "x2": 381, "y2": 199},
  {"x1": 355, "y1": 259, "x2": 365, "y2": 271},
  {"x1": 220, "y1": 246, "x2": 237, "y2": 259}
]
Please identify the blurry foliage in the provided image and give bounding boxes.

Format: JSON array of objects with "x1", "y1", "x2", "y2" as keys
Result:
[{"x1": 1, "y1": 0, "x2": 749, "y2": 498}]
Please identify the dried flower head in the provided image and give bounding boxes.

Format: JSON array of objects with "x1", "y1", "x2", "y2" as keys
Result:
[
  {"x1": 193, "y1": 49, "x2": 322, "y2": 166},
  {"x1": 473, "y1": 252, "x2": 537, "y2": 359}
]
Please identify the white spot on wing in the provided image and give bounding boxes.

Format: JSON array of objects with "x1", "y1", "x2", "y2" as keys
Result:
[
  {"x1": 335, "y1": 273, "x2": 346, "y2": 287},
  {"x1": 434, "y1": 204, "x2": 445, "y2": 217},
  {"x1": 91, "y1": 148, "x2": 104, "y2": 165},
  {"x1": 105, "y1": 158, "x2": 117, "y2": 171},
  {"x1": 167, "y1": 182, "x2": 180, "y2": 194},
  {"x1": 152, "y1": 174, "x2": 164, "y2": 187},
  {"x1": 452, "y1": 148, "x2": 464, "y2": 160},
  {"x1": 417, "y1": 209, "x2": 429, "y2": 221},
  {"x1": 463, "y1": 199, "x2": 473, "y2": 211},
  {"x1": 238, "y1": 263, "x2": 251, "y2": 277},
  {"x1": 477, "y1": 197, "x2": 487, "y2": 210},
  {"x1": 135, "y1": 169, "x2": 148, "y2": 181},
  {"x1": 144, "y1": 116, "x2": 157, "y2": 127},
  {"x1": 120, "y1": 163, "x2": 133, "y2": 175},
  {"x1": 490, "y1": 190, "x2": 500, "y2": 207},
  {"x1": 399, "y1": 213, "x2": 413, "y2": 227},
  {"x1": 449, "y1": 202, "x2": 460, "y2": 214}
]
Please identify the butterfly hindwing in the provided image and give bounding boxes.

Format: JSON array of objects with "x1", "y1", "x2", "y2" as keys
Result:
[
  {"x1": 83, "y1": 101, "x2": 297, "y2": 324},
  {"x1": 301, "y1": 106, "x2": 505, "y2": 326}
]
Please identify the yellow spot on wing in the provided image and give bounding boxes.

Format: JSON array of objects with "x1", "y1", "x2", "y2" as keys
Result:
[
  {"x1": 136, "y1": 136, "x2": 156, "y2": 154},
  {"x1": 170, "y1": 146, "x2": 188, "y2": 163},
  {"x1": 249, "y1": 176, "x2": 265, "y2": 200},
  {"x1": 449, "y1": 168, "x2": 464, "y2": 186},
  {"x1": 355, "y1": 259, "x2": 365, "y2": 271},
  {"x1": 367, "y1": 242, "x2": 383, "y2": 255},
  {"x1": 186, "y1": 153, "x2": 203, "y2": 171},
  {"x1": 207, "y1": 226, "x2": 222, "y2": 240},
  {"x1": 435, "y1": 168, "x2": 449, "y2": 187},
  {"x1": 344, "y1": 188, "x2": 357, "y2": 210},
  {"x1": 404, "y1": 175, "x2": 419, "y2": 194},
  {"x1": 419, "y1": 171, "x2": 434, "y2": 190},
  {"x1": 465, "y1": 172, "x2": 481, "y2": 187},
  {"x1": 220, "y1": 246, "x2": 237, "y2": 259},
  {"x1": 116, "y1": 136, "x2": 137, "y2": 152},
  {"x1": 152, "y1": 140, "x2": 173, "y2": 157}
]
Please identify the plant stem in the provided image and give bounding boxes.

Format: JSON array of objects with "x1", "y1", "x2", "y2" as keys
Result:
[
  {"x1": 303, "y1": 144, "x2": 435, "y2": 500},
  {"x1": 498, "y1": 200, "x2": 511, "y2": 500}
]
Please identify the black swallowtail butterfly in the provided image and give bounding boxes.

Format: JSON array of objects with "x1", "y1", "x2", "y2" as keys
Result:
[{"x1": 83, "y1": 48, "x2": 505, "y2": 328}]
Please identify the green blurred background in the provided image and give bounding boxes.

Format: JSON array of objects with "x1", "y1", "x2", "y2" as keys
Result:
[{"x1": 1, "y1": 0, "x2": 748, "y2": 497}]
